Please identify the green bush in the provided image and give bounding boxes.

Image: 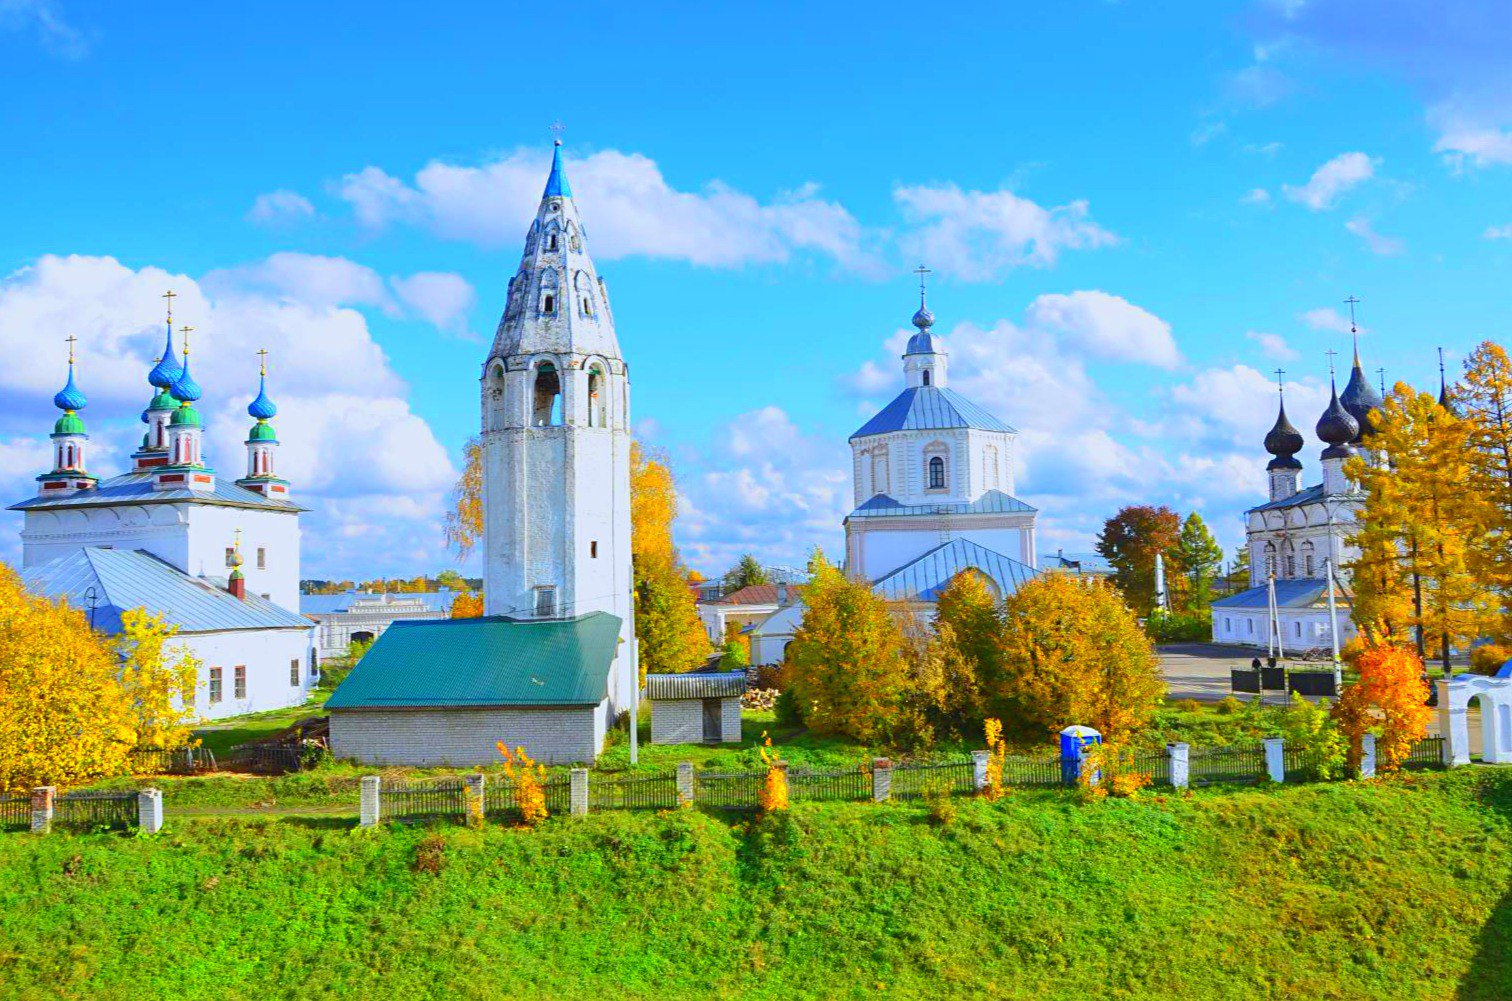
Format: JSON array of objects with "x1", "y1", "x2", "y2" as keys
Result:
[
  {"x1": 773, "y1": 689, "x2": 803, "y2": 727},
  {"x1": 1145, "y1": 611, "x2": 1212, "y2": 643}
]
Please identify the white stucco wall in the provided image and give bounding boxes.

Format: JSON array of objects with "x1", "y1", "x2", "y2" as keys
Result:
[{"x1": 178, "y1": 627, "x2": 317, "y2": 721}]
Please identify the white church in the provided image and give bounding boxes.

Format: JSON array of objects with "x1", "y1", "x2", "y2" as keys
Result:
[
  {"x1": 328, "y1": 142, "x2": 637, "y2": 765},
  {"x1": 12, "y1": 321, "x2": 318, "y2": 719}
]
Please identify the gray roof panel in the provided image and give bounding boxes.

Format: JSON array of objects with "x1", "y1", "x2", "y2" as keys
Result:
[
  {"x1": 851, "y1": 387, "x2": 1016, "y2": 440},
  {"x1": 644, "y1": 671, "x2": 747, "y2": 700},
  {"x1": 847, "y1": 489, "x2": 1037, "y2": 520},
  {"x1": 9, "y1": 470, "x2": 303, "y2": 513},
  {"x1": 870, "y1": 538, "x2": 1039, "y2": 603}
]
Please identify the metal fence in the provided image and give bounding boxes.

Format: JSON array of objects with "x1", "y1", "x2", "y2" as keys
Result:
[
  {"x1": 384, "y1": 778, "x2": 467, "y2": 823},
  {"x1": 1189, "y1": 744, "x2": 1268, "y2": 786},
  {"x1": 590, "y1": 772, "x2": 680, "y2": 811},
  {"x1": 485, "y1": 778, "x2": 572, "y2": 818},
  {"x1": 1402, "y1": 736, "x2": 1446, "y2": 770},
  {"x1": 217, "y1": 744, "x2": 302, "y2": 775},
  {"x1": 1001, "y1": 754, "x2": 1065, "y2": 787},
  {"x1": 0, "y1": 795, "x2": 28, "y2": 831},
  {"x1": 55, "y1": 790, "x2": 137, "y2": 829},
  {"x1": 694, "y1": 770, "x2": 764, "y2": 808},
  {"x1": 128, "y1": 746, "x2": 216, "y2": 776},
  {"x1": 789, "y1": 767, "x2": 871, "y2": 803},
  {"x1": 892, "y1": 760, "x2": 975, "y2": 799}
]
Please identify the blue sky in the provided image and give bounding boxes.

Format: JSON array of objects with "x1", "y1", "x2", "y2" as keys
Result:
[{"x1": 3, "y1": 0, "x2": 1511, "y2": 579}]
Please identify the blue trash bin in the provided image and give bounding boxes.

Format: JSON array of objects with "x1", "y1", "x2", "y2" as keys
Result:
[{"x1": 1060, "y1": 725, "x2": 1103, "y2": 786}]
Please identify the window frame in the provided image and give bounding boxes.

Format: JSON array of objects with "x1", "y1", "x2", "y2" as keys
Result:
[
  {"x1": 234, "y1": 665, "x2": 247, "y2": 700},
  {"x1": 209, "y1": 666, "x2": 223, "y2": 704}
]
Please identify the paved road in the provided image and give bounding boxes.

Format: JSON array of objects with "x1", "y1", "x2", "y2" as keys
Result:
[{"x1": 1158, "y1": 642, "x2": 1294, "y2": 702}]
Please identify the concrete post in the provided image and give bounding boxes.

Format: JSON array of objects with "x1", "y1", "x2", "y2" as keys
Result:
[
  {"x1": 137, "y1": 788, "x2": 163, "y2": 834},
  {"x1": 1441, "y1": 677, "x2": 1470, "y2": 766},
  {"x1": 570, "y1": 767, "x2": 589, "y2": 816},
  {"x1": 1264, "y1": 737, "x2": 1285, "y2": 783},
  {"x1": 359, "y1": 775, "x2": 380, "y2": 828},
  {"x1": 676, "y1": 762, "x2": 694, "y2": 806},
  {"x1": 872, "y1": 758, "x2": 892, "y2": 802},
  {"x1": 464, "y1": 773, "x2": 485, "y2": 828},
  {"x1": 30, "y1": 787, "x2": 54, "y2": 834},
  {"x1": 1361, "y1": 734, "x2": 1377, "y2": 779},
  {"x1": 971, "y1": 750, "x2": 990, "y2": 792},
  {"x1": 1168, "y1": 743, "x2": 1190, "y2": 790}
]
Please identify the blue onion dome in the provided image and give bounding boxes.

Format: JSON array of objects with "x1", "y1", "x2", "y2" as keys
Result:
[
  {"x1": 170, "y1": 356, "x2": 202, "y2": 403},
  {"x1": 148, "y1": 325, "x2": 182, "y2": 389},
  {"x1": 53, "y1": 363, "x2": 88, "y2": 412},
  {"x1": 169, "y1": 403, "x2": 201, "y2": 428},
  {"x1": 1264, "y1": 400, "x2": 1304, "y2": 470},
  {"x1": 53, "y1": 411, "x2": 86, "y2": 436},
  {"x1": 1339, "y1": 358, "x2": 1383, "y2": 442},
  {"x1": 1316, "y1": 384, "x2": 1359, "y2": 459},
  {"x1": 248, "y1": 372, "x2": 277, "y2": 420}
]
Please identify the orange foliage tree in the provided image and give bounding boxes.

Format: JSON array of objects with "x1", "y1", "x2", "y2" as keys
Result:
[
  {"x1": 450, "y1": 592, "x2": 484, "y2": 619},
  {"x1": 498, "y1": 742, "x2": 548, "y2": 825},
  {"x1": 758, "y1": 732, "x2": 788, "y2": 812},
  {"x1": 1332, "y1": 643, "x2": 1432, "y2": 774}
]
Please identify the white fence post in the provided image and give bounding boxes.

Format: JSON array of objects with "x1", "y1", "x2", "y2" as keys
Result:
[
  {"x1": 570, "y1": 768, "x2": 589, "y2": 816},
  {"x1": 676, "y1": 762, "x2": 694, "y2": 805},
  {"x1": 137, "y1": 788, "x2": 163, "y2": 834},
  {"x1": 872, "y1": 758, "x2": 892, "y2": 802},
  {"x1": 1263, "y1": 737, "x2": 1285, "y2": 783},
  {"x1": 1361, "y1": 734, "x2": 1377, "y2": 779},
  {"x1": 359, "y1": 775, "x2": 381, "y2": 827},
  {"x1": 1168, "y1": 743, "x2": 1190, "y2": 789},
  {"x1": 30, "y1": 787, "x2": 54, "y2": 834},
  {"x1": 971, "y1": 750, "x2": 989, "y2": 792}
]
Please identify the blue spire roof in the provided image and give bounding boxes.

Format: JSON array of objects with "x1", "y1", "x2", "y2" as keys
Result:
[
  {"x1": 248, "y1": 371, "x2": 277, "y2": 420},
  {"x1": 171, "y1": 355, "x2": 202, "y2": 404},
  {"x1": 542, "y1": 141, "x2": 572, "y2": 198},
  {"x1": 53, "y1": 361, "x2": 87, "y2": 412},
  {"x1": 148, "y1": 323, "x2": 182, "y2": 389}
]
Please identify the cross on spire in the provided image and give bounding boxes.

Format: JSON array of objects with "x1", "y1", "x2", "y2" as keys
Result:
[
  {"x1": 1344, "y1": 293, "x2": 1362, "y2": 362},
  {"x1": 549, "y1": 121, "x2": 566, "y2": 146},
  {"x1": 1325, "y1": 347, "x2": 1338, "y2": 383},
  {"x1": 1377, "y1": 366, "x2": 1387, "y2": 397},
  {"x1": 162, "y1": 289, "x2": 176, "y2": 324},
  {"x1": 257, "y1": 348, "x2": 269, "y2": 377},
  {"x1": 65, "y1": 333, "x2": 77, "y2": 365},
  {"x1": 179, "y1": 325, "x2": 193, "y2": 355},
  {"x1": 913, "y1": 263, "x2": 931, "y2": 305}
]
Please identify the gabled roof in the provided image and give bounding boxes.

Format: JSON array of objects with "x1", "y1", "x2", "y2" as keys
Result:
[
  {"x1": 1247, "y1": 483, "x2": 1327, "y2": 513},
  {"x1": 21, "y1": 548, "x2": 313, "y2": 635},
  {"x1": 1211, "y1": 579, "x2": 1349, "y2": 610},
  {"x1": 870, "y1": 538, "x2": 1038, "y2": 603},
  {"x1": 300, "y1": 589, "x2": 459, "y2": 616},
  {"x1": 711, "y1": 584, "x2": 781, "y2": 606},
  {"x1": 9, "y1": 470, "x2": 302, "y2": 513},
  {"x1": 325, "y1": 612, "x2": 621, "y2": 709},
  {"x1": 851, "y1": 386, "x2": 1015, "y2": 440},
  {"x1": 1038, "y1": 551, "x2": 1114, "y2": 574},
  {"x1": 644, "y1": 671, "x2": 746, "y2": 700},
  {"x1": 847, "y1": 489, "x2": 1037, "y2": 521}
]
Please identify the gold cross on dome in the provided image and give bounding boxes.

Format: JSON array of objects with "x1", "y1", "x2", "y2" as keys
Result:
[
  {"x1": 65, "y1": 333, "x2": 77, "y2": 365},
  {"x1": 257, "y1": 348, "x2": 269, "y2": 376},
  {"x1": 162, "y1": 289, "x2": 176, "y2": 322},
  {"x1": 179, "y1": 325, "x2": 194, "y2": 355}
]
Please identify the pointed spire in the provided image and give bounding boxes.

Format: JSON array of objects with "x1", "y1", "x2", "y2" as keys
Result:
[
  {"x1": 149, "y1": 291, "x2": 183, "y2": 389},
  {"x1": 170, "y1": 326, "x2": 202, "y2": 404},
  {"x1": 248, "y1": 349, "x2": 277, "y2": 420},
  {"x1": 542, "y1": 139, "x2": 572, "y2": 199},
  {"x1": 1439, "y1": 347, "x2": 1457, "y2": 414},
  {"x1": 1338, "y1": 296, "x2": 1382, "y2": 442}
]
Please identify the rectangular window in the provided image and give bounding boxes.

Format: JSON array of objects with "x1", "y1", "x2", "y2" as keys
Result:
[
  {"x1": 534, "y1": 586, "x2": 557, "y2": 618},
  {"x1": 257, "y1": 547, "x2": 267, "y2": 569},
  {"x1": 1294, "y1": 622, "x2": 1302, "y2": 639},
  {"x1": 225, "y1": 547, "x2": 236, "y2": 568},
  {"x1": 209, "y1": 667, "x2": 223, "y2": 704},
  {"x1": 290, "y1": 658, "x2": 300, "y2": 686},
  {"x1": 1246, "y1": 619, "x2": 1254, "y2": 635},
  {"x1": 590, "y1": 541, "x2": 598, "y2": 558},
  {"x1": 234, "y1": 665, "x2": 247, "y2": 700}
]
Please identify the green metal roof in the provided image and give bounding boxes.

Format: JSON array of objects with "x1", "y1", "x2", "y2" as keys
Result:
[{"x1": 326, "y1": 611, "x2": 621, "y2": 709}]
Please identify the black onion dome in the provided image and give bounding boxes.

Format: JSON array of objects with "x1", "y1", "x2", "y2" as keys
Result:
[
  {"x1": 1439, "y1": 380, "x2": 1457, "y2": 415},
  {"x1": 1316, "y1": 385, "x2": 1359, "y2": 459},
  {"x1": 1264, "y1": 401, "x2": 1304, "y2": 470},
  {"x1": 1339, "y1": 359, "x2": 1383, "y2": 442}
]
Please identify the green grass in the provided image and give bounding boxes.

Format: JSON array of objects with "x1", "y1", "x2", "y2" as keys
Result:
[
  {"x1": 1, "y1": 768, "x2": 1510, "y2": 999},
  {"x1": 191, "y1": 695, "x2": 329, "y2": 757}
]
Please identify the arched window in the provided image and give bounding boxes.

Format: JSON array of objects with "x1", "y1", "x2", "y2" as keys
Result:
[
  {"x1": 1283, "y1": 541, "x2": 1296, "y2": 579},
  {"x1": 1264, "y1": 541, "x2": 1278, "y2": 579},
  {"x1": 928, "y1": 456, "x2": 945, "y2": 490},
  {"x1": 533, "y1": 362, "x2": 562, "y2": 427},
  {"x1": 543, "y1": 293, "x2": 556, "y2": 315},
  {"x1": 922, "y1": 371, "x2": 931, "y2": 386},
  {"x1": 1301, "y1": 541, "x2": 1316, "y2": 578},
  {"x1": 587, "y1": 365, "x2": 607, "y2": 427},
  {"x1": 547, "y1": 233, "x2": 558, "y2": 251}
]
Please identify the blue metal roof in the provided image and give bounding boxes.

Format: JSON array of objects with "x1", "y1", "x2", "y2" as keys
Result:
[
  {"x1": 1247, "y1": 482, "x2": 1326, "y2": 514},
  {"x1": 326, "y1": 612, "x2": 619, "y2": 709},
  {"x1": 8, "y1": 470, "x2": 303, "y2": 513},
  {"x1": 870, "y1": 538, "x2": 1039, "y2": 603},
  {"x1": 299, "y1": 589, "x2": 458, "y2": 615},
  {"x1": 851, "y1": 386, "x2": 1015, "y2": 440},
  {"x1": 847, "y1": 489, "x2": 1037, "y2": 520},
  {"x1": 1038, "y1": 551, "x2": 1114, "y2": 574},
  {"x1": 542, "y1": 142, "x2": 572, "y2": 198},
  {"x1": 1211, "y1": 579, "x2": 1346, "y2": 610},
  {"x1": 22, "y1": 548, "x2": 313, "y2": 635}
]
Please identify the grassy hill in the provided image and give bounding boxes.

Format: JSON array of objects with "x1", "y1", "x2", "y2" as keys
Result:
[{"x1": 2, "y1": 769, "x2": 1511, "y2": 1000}]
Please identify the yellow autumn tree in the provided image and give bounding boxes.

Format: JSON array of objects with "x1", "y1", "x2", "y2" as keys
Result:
[
  {"x1": 630, "y1": 443, "x2": 710, "y2": 676},
  {"x1": 117, "y1": 608, "x2": 201, "y2": 751},
  {"x1": 781, "y1": 550, "x2": 917, "y2": 744},
  {"x1": 443, "y1": 435, "x2": 484, "y2": 561},
  {"x1": 1459, "y1": 341, "x2": 1512, "y2": 643},
  {"x1": 995, "y1": 574, "x2": 1162, "y2": 742},
  {"x1": 1347, "y1": 384, "x2": 1491, "y2": 668},
  {"x1": 450, "y1": 592, "x2": 484, "y2": 618},
  {"x1": 915, "y1": 570, "x2": 999, "y2": 739},
  {"x1": 0, "y1": 562, "x2": 136, "y2": 791}
]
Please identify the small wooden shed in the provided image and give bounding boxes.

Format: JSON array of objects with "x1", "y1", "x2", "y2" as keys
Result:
[{"x1": 645, "y1": 671, "x2": 745, "y2": 744}]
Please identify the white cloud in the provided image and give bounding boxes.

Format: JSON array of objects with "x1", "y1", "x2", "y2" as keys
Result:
[
  {"x1": 1023, "y1": 290, "x2": 1181, "y2": 369},
  {"x1": 1241, "y1": 187, "x2": 1272, "y2": 205},
  {"x1": 1282, "y1": 152, "x2": 1378, "y2": 210},
  {"x1": 390, "y1": 272, "x2": 476, "y2": 336},
  {"x1": 246, "y1": 190, "x2": 316, "y2": 226},
  {"x1": 1484, "y1": 224, "x2": 1512, "y2": 240},
  {"x1": 336, "y1": 148, "x2": 880, "y2": 273},
  {"x1": 1345, "y1": 216, "x2": 1405, "y2": 256},
  {"x1": 1246, "y1": 330, "x2": 1297, "y2": 361},
  {"x1": 1433, "y1": 119, "x2": 1512, "y2": 170},
  {"x1": 1300, "y1": 306, "x2": 1360, "y2": 335},
  {"x1": 1191, "y1": 120, "x2": 1228, "y2": 147},
  {"x1": 893, "y1": 183, "x2": 1117, "y2": 281},
  {"x1": 205, "y1": 252, "x2": 395, "y2": 313},
  {"x1": 0, "y1": 0, "x2": 87, "y2": 58},
  {"x1": 0, "y1": 255, "x2": 455, "y2": 577}
]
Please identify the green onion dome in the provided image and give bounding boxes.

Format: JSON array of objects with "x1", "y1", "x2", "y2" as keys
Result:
[
  {"x1": 248, "y1": 420, "x2": 278, "y2": 442},
  {"x1": 149, "y1": 388, "x2": 178, "y2": 411},
  {"x1": 169, "y1": 403, "x2": 202, "y2": 428},
  {"x1": 53, "y1": 411, "x2": 87, "y2": 436}
]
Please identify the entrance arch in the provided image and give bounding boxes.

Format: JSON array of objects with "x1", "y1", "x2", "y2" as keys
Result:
[{"x1": 1441, "y1": 675, "x2": 1512, "y2": 764}]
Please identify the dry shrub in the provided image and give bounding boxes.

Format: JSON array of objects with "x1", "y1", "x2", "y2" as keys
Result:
[{"x1": 412, "y1": 834, "x2": 446, "y2": 876}]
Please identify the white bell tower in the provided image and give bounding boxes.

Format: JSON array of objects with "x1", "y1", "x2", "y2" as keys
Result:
[{"x1": 479, "y1": 141, "x2": 636, "y2": 717}]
